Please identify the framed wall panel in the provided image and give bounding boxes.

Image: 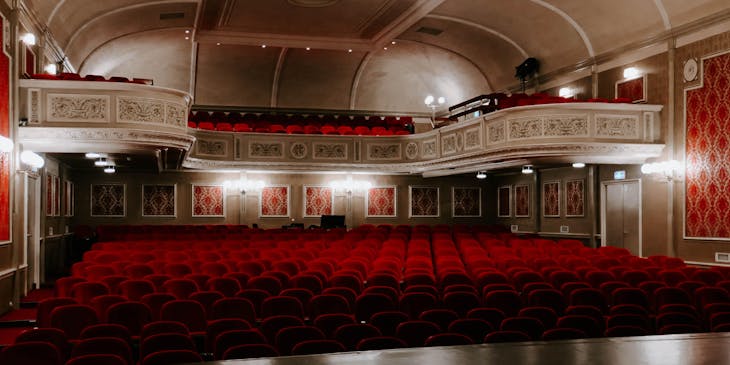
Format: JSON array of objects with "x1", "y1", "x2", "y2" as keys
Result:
[
  {"x1": 452, "y1": 187, "x2": 481, "y2": 217},
  {"x1": 565, "y1": 179, "x2": 585, "y2": 217},
  {"x1": 303, "y1": 185, "x2": 333, "y2": 217},
  {"x1": 260, "y1": 185, "x2": 290, "y2": 217},
  {"x1": 514, "y1": 184, "x2": 530, "y2": 218},
  {"x1": 64, "y1": 180, "x2": 74, "y2": 217},
  {"x1": 142, "y1": 184, "x2": 176, "y2": 217},
  {"x1": 497, "y1": 185, "x2": 511, "y2": 218},
  {"x1": 367, "y1": 186, "x2": 397, "y2": 217},
  {"x1": 409, "y1": 186, "x2": 439, "y2": 217},
  {"x1": 543, "y1": 181, "x2": 561, "y2": 217},
  {"x1": 192, "y1": 184, "x2": 225, "y2": 217},
  {"x1": 91, "y1": 184, "x2": 126, "y2": 217}
]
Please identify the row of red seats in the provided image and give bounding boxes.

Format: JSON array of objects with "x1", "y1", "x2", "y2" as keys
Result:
[
  {"x1": 188, "y1": 122, "x2": 412, "y2": 135},
  {"x1": 29, "y1": 73, "x2": 152, "y2": 84}
]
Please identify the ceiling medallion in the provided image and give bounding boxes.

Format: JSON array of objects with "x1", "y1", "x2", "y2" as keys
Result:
[{"x1": 287, "y1": 0, "x2": 339, "y2": 7}]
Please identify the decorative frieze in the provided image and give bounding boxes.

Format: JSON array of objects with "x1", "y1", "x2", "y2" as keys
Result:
[
  {"x1": 441, "y1": 134, "x2": 457, "y2": 155},
  {"x1": 290, "y1": 142, "x2": 308, "y2": 159},
  {"x1": 487, "y1": 121, "x2": 505, "y2": 144},
  {"x1": 367, "y1": 143, "x2": 401, "y2": 160},
  {"x1": 422, "y1": 139, "x2": 437, "y2": 158},
  {"x1": 464, "y1": 126, "x2": 482, "y2": 150},
  {"x1": 508, "y1": 118, "x2": 542, "y2": 139},
  {"x1": 196, "y1": 140, "x2": 226, "y2": 156},
  {"x1": 249, "y1": 142, "x2": 284, "y2": 158},
  {"x1": 117, "y1": 97, "x2": 164, "y2": 124},
  {"x1": 47, "y1": 94, "x2": 109, "y2": 122},
  {"x1": 405, "y1": 142, "x2": 419, "y2": 160},
  {"x1": 543, "y1": 115, "x2": 588, "y2": 137},
  {"x1": 595, "y1": 114, "x2": 640, "y2": 138},
  {"x1": 28, "y1": 88, "x2": 40, "y2": 124},
  {"x1": 313, "y1": 142, "x2": 347, "y2": 160}
]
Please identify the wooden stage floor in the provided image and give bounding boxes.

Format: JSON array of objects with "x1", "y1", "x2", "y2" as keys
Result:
[{"x1": 208, "y1": 332, "x2": 730, "y2": 365}]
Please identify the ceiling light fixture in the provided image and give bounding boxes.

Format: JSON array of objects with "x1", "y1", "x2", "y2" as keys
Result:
[
  {"x1": 522, "y1": 165, "x2": 534, "y2": 174},
  {"x1": 383, "y1": 47, "x2": 388, "y2": 50},
  {"x1": 347, "y1": 49, "x2": 352, "y2": 53},
  {"x1": 572, "y1": 162, "x2": 586, "y2": 168},
  {"x1": 261, "y1": 44, "x2": 267, "y2": 48},
  {"x1": 306, "y1": 47, "x2": 311, "y2": 50},
  {"x1": 476, "y1": 171, "x2": 487, "y2": 179},
  {"x1": 185, "y1": 36, "x2": 189, "y2": 40},
  {"x1": 94, "y1": 158, "x2": 107, "y2": 167},
  {"x1": 216, "y1": 42, "x2": 221, "y2": 46},
  {"x1": 559, "y1": 87, "x2": 573, "y2": 97},
  {"x1": 103, "y1": 166, "x2": 116, "y2": 173},
  {"x1": 85, "y1": 152, "x2": 101, "y2": 159},
  {"x1": 44, "y1": 63, "x2": 57, "y2": 75},
  {"x1": 185, "y1": 30, "x2": 190, "y2": 34},
  {"x1": 391, "y1": 41, "x2": 396, "y2": 45}
]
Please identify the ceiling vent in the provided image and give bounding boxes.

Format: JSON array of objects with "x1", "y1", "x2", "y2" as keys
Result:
[
  {"x1": 160, "y1": 12, "x2": 185, "y2": 20},
  {"x1": 416, "y1": 26, "x2": 443, "y2": 36}
]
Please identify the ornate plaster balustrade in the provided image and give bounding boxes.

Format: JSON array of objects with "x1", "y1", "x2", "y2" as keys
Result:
[
  {"x1": 184, "y1": 103, "x2": 665, "y2": 175},
  {"x1": 17, "y1": 79, "x2": 195, "y2": 152},
  {"x1": 14, "y1": 80, "x2": 664, "y2": 175}
]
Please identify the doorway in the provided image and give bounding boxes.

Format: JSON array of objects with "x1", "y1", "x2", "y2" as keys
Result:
[{"x1": 601, "y1": 179, "x2": 642, "y2": 256}]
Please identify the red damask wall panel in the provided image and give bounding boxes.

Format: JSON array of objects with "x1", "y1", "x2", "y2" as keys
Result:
[
  {"x1": 497, "y1": 186, "x2": 511, "y2": 217},
  {"x1": 143, "y1": 185, "x2": 176, "y2": 217},
  {"x1": 91, "y1": 184, "x2": 126, "y2": 217},
  {"x1": 261, "y1": 186, "x2": 289, "y2": 217},
  {"x1": 367, "y1": 186, "x2": 396, "y2": 217},
  {"x1": 452, "y1": 187, "x2": 480, "y2": 217},
  {"x1": 514, "y1": 184, "x2": 530, "y2": 217},
  {"x1": 616, "y1": 75, "x2": 646, "y2": 102},
  {"x1": 304, "y1": 186, "x2": 332, "y2": 217},
  {"x1": 543, "y1": 181, "x2": 560, "y2": 217},
  {"x1": 192, "y1": 185, "x2": 224, "y2": 217},
  {"x1": 565, "y1": 179, "x2": 585, "y2": 217},
  {"x1": 685, "y1": 52, "x2": 730, "y2": 238},
  {"x1": 409, "y1": 186, "x2": 439, "y2": 217},
  {"x1": 0, "y1": 17, "x2": 9, "y2": 241}
]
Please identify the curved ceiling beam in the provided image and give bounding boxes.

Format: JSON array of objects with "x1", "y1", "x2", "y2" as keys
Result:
[
  {"x1": 397, "y1": 39, "x2": 494, "y2": 92},
  {"x1": 349, "y1": 51, "x2": 373, "y2": 110},
  {"x1": 529, "y1": 0, "x2": 595, "y2": 57},
  {"x1": 425, "y1": 14, "x2": 528, "y2": 58},
  {"x1": 77, "y1": 27, "x2": 190, "y2": 72},
  {"x1": 653, "y1": 0, "x2": 672, "y2": 30},
  {"x1": 271, "y1": 48, "x2": 288, "y2": 108},
  {"x1": 64, "y1": 0, "x2": 198, "y2": 60},
  {"x1": 47, "y1": 0, "x2": 67, "y2": 24}
]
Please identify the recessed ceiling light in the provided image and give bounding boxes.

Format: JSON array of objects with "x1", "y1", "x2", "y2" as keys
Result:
[
  {"x1": 391, "y1": 41, "x2": 396, "y2": 45},
  {"x1": 522, "y1": 165, "x2": 534, "y2": 174},
  {"x1": 184, "y1": 36, "x2": 189, "y2": 40},
  {"x1": 348, "y1": 49, "x2": 352, "y2": 53},
  {"x1": 85, "y1": 152, "x2": 101, "y2": 159},
  {"x1": 476, "y1": 171, "x2": 487, "y2": 179},
  {"x1": 216, "y1": 42, "x2": 221, "y2": 46},
  {"x1": 306, "y1": 47, "x2": 311, "y2": 51},
  {"x1": 94, "y1": 158, "x2": 107, "y2": 167},
  {"x1": 383, "y1": 47, "x2": 388, "y2": 50},
  {"x1": 261, "y1": 44, "x2": 267, "y2": 48},
  {"x1": 104, "y1": 166, "x2": 115, "y2": 173},
  {"x1": 572, "y1": 162, "x2": 586, "y2": 168},
  {"x1": 185, "y1": 30, "x2": 190, "y2": 34}
]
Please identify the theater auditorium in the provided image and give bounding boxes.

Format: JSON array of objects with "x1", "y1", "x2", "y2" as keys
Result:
[{"x1": 1, "y1": 1, "x2": 730, "y2": 364}]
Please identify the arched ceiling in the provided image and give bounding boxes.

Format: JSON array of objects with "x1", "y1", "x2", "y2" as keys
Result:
[{"x1": 24, "y1": 0, "x2": 730, "y2": 112}]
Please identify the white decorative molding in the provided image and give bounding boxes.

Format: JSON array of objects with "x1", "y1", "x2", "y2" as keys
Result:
[
  {"x1": 543, "y1": 115, "x2": 589, "y2": 137},
  {"x1": 313, "y1": 142, "x2": 348, "y2": 160},
  {"x1": 117, "y1": 96, "x2": 165, "y2": 124},
  {"x1": 455, "y1": 132, "x2": 464, "y2": 152},
  {"x1": 28, "y1": 88, "x2": 40, "y2": 124},
  {"x1": 464, "y1": 126, "x2": 482, "y2": 151},
  {"x1": 290, "y1": 142, "x2": 308, "y2": 159},
  {"x1": 422, "y1": 139, "x2": 438, "y2": 158},
  {"x1": 249, "y1": 141, "x2": 284, "y2": 158},
  {"x1": 487, "y1": 120, "x2": 506, "y2": 144},
  {"x1": 17, "y1": 127, "x2": 195, "y2": 151},
  {"x1": 441, "y1": 134, "x2": 457, "y2": 155},
  {"x1": 405, "y1": 142, "x2": 419, "y2": 160},
  {"x1": 165, "y1": 103, "x2": 187, "y2": 128},
  {"x1": 594, "y1": 114, "x2": 640, "y2": 139},
  {"x1": 196, "y1": 139, "x2": 227, "y2": 157},
  {"x1": 367, "y1": 143, "x2": 401, "y2": 160},
  {"x1": 47, "y1": 94, "x2": 110, "y2": 123},
  {"x1": 643, "y1": 112, "x2": 654, "y2": 142},
  {"x1": 508, "y1": 117, "x2": 543, "y2": 140}
]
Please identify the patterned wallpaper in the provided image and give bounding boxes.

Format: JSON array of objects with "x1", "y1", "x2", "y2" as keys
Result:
[
  {"x1": 367, "y1": 187, "x2": 396, "y2": 217},
  {"x1": 261, "y1": 186, "x2": 290, "y2": 217},
  {"x1": 304, "y1": 186, "x2": 332, "y2": 217},
  {"x1": 410, "y1": 186, "x2": 439, "y2": 217}
]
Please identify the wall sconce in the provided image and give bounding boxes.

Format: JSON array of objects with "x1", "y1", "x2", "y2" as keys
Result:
[
  {"x1": 330, "y1": 177, "x2": 372, "y2": 194},
  {"x1": 21, "y1": 33, "x2": 36, "y2": 46},
  {"x1": 623, "y1": 67, "x2": 641, "y2": 80},
  {"x1": 20, "y1": 150, "x2": 44, "y2": 169},
  {"x1": 425, "y1": 95, "x2": 446, "y2": 128},
  {"x1": 522, "y1": 165, "x2": 534, "y2": 174},
  {"x1": 0, "y1": 135, "x2": 13, "y2": 152},
  {"x1": 476, "y1": 171, "x2": 487, "y2": 179},
  {"x1": 641, "y1": 160, "x2": 682, "y2": 181},
  {"x1": 559, "y1": 87, "x2": 574, "y2": 97},
  {"x1": 223, "y1": 179, "x2": 265, "y2": 194}
]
